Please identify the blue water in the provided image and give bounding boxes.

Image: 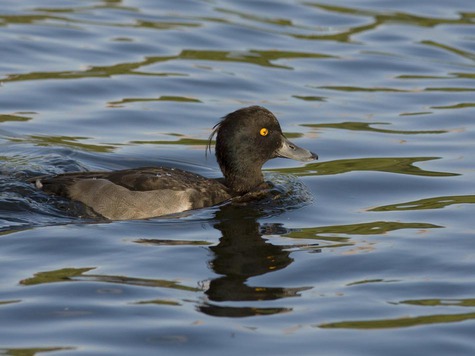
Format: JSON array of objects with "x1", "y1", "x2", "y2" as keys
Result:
[{"x1": 1, "y1": 1, "x2": 475, "y2": 355}]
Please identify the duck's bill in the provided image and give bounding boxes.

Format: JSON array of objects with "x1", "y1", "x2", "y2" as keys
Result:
[{"x1": 275, "y1": 136, "x2": 318, "y2": 162}]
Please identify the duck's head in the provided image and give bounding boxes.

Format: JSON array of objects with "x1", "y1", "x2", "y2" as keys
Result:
[{"x1": 208, "y1": 106, "x2": 318, "y2": 194}]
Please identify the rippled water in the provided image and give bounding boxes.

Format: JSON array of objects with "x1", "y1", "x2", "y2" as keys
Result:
[{"x1": 1, "y1": 0, "x2": 475, "y2": 355}]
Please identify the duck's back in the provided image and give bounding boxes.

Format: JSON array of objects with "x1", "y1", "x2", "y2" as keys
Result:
[{"x1": 35, "y1": 167, "x2": 231, "y2": 220}]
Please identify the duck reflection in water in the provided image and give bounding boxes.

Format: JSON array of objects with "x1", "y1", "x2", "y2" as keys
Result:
[{"x1": 199, "y1": 203, "x2": 317, "y2": 318}]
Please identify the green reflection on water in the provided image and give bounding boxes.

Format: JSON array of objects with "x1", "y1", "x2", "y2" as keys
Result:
[
  {"x1": 426, "y1": 87, "x2": 475, "y2": 92},
  {"x1": 273, "y1": 157, "x2": 458, "y2": 177},
  {"x1": 0, "y1": 300, "x2": 21, "y2": 305},
  {"x1": 421, "y1": 40, "x2": 475, "y2": 62},
  {"x1": 319, "y1": 312, "x2": 475, "y2": 329},
  {"x1": 285, "y1": 220, "x2": 441, "y2": 244},
  {"x1": 0, "y1": 347, "x2": 75, "y2": 356},
  {"x1": 134, "y1": 238, "x2": 212, "y2": 246},
  {"x1": 293, "y1": 95, "x2": 326, "y2": 102},
  {"x1": 400, "y1": 298, "x2": 475, "y2": 307},
  {"x1": 216, "y1": 7, "x2": 294, "y2": 27},
  {"x1": 303, "y1": 122, "x2": 446, "y2": 135},
  {"x1": 318, "y1": 86, "x2": 475, "y2": 93},
  {"x1": 0, "y1": 14, "x2": 61, "y2": 26},
  {"x1": 81, "y1": 274, "x2": 200, "y2": 292},
  {"x1": 311, "y1": 3, "x2": 474, "y2": 26},
  {"x1": 135, "y1": 20, "x2": 200, "y2": 30},
  {"x1": 452, "y1": 72, "x2": 475, "y2": 79},
  {"x1": 32, "y1": 8, "x2": 83, "y2": 13},
  {"x1": 20, "y1": 267, "x2": 95, "y2": 285},
  {"x1": 109, "y1": 96, "x2": 201, "y2": 106},
  {"x1": 370, "y1": 195, "x2": 475, "y2": 212},
  {"x1": 432, "y1": 102, "x2": 475, "y2": 110},
  {"x1": 399, "y1": 112, "x2": 433, "y2": 116},
  {"x1": 397, "y1": 75, "x2": 451, "y2": 80},
  {"x1": 20, "y1": 267, "x2": 199, "y2": 292},
  {"x1": 9, "y1": 135, "x2": 116, "y2": 153},
  {"x1": 168, "y1": 49, "x2": 333, "y2": 69},
  {"x1": 398, "y1": 72, "x2": 475, "y2": 81},
  {"x1": 299, "y1": 3, "x2": 474, "y2": 42},
  {"x1": 347, "y1": 279, "x2": 398, "y2": 286},
  {"x1": 1, "y1": 8, "x2": 201, "y2": 30},
  {"x1": 319, "y1": 86, "x2": 406, "y2": 92},
  {"x1": 3, "y1": 60, "x2": 181, "y2": 83},
  {"x1": 0, "y1": 114, "x2": 32, "y2": 123},
  {"x1": 134, "y1": 299, "x2": 181, "y2": 306},
  {"x1": 4, "y1": 49, "x2": 333, "y2": 83}
]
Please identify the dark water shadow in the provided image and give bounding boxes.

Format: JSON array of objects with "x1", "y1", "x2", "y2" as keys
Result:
[{"x1": 199, "y1": 203, "x2": 315, "y2": 318}]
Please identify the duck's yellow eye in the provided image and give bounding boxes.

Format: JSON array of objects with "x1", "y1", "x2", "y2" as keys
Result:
[{"x1": 260, "y1": 128, "x2": 269, "y2": 136}]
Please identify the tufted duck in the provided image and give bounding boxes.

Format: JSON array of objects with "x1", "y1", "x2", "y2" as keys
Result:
[{"x1": 32, "y1": 106, "x2": 318, "y2": 220}]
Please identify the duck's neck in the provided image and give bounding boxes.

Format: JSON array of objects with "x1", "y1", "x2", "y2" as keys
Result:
[{"x1": 222, "y1": 164, "x2": 265, "y2": 195}]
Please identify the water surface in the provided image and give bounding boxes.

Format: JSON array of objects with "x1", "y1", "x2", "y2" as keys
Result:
[{"x1": 1, "y1": 0, "x2": 475, "y2": 355}]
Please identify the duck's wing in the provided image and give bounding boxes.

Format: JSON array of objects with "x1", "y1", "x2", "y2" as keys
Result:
[
  {"x1": 32, "y1": 167, "x2": 231, "y2": 220},
  {"x1": 104, "y1": 167, "x2": 221, "y2": 191}
]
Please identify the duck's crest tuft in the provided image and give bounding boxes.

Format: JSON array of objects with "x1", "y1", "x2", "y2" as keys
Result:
[{"x1": 205, "y1": 120, "x2": 223, "y2": 159}]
